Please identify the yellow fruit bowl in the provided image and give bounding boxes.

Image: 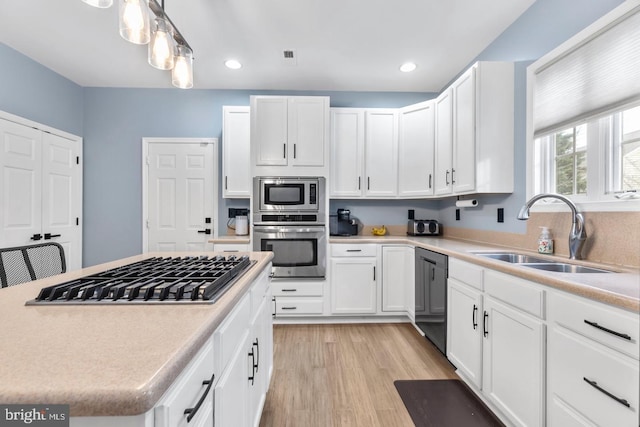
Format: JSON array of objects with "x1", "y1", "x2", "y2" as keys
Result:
[{"x1": 371, "y1": 225, "x2": 387, "y2": 236}]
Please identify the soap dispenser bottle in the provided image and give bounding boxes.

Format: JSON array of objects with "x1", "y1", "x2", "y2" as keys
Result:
[{"x1": 538, "y1": 227, "x2": 554, "y2": 254}]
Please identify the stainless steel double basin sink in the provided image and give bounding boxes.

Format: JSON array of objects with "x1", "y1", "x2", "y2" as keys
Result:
[{"x1": 472, "y1": 252, "x2": 615, "y2": 274}]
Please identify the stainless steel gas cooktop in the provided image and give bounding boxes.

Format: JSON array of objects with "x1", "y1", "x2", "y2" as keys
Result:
[{"x1": 26, "y1": 255, "x2": 255, "y2": 305}]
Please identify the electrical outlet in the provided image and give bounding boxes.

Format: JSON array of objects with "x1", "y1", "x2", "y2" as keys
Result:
[
  {"x1": 456, "y1": 209, "x2": 460, "y2": 221},
  {"x1": 497, "y1": 208, "x2": 504, "y2": 223}
]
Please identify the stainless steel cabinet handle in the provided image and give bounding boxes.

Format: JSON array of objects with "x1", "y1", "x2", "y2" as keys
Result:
[
  {"x1": 367, "y1": 177, "x2": 371, "y2": 190},
  {"x1": 584, "y1": 320, "x2": 632, "y2": 340},
  {"x1": 346, "y1": 249, "x2": 362, "y2": 252},
  {"x1": 428, "y1": 173, "x2": 432, "y2": 189},
  {"x1": 225, "y1": 176, "x2": 228, "y2": 190},
  {"x1": 373, "y1": 266, "x2": 376, "y2": 281},
  {"x1": 283, "y1": 143, "x2": 286, "y2": 158},
  {"x1": 452, "y1": 168, "x2": 456, "y2": 184},
  {"x1": 583, "y1": 377, "x2": 630, "y2": 408},
  {"x1": 358, "y1": 177, "x2": 361, "y2": 190},
  {"x1": 445, "y1": 170, "x2": 450, "y2": 185},
  {"x1": 281, "y1": 306, "x2": 297, "y2": 310},
  {"x1": 183, "y1": 373, "x2": 215, "y2": 422},
  {"x1": 293, "y1": 144, "x2": 297, "y2": 159},
  {"x1": 281, "y1": 288, "x2": 297, "y2": 292}
]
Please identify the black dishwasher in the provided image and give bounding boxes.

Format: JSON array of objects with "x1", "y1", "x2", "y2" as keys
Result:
[{"x1": 415, "y1": 247, "x2": 448, "y2": 355}]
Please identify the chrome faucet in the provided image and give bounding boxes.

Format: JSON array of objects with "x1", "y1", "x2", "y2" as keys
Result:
[{"x1": 517, "y1": 193, "x2": 587, "y2": 260}]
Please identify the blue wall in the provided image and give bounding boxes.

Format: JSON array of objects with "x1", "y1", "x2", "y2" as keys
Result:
[
  {"x1": 0, "y1": 0, "x2": 625, "y2": 266},
  {"x1": 0, "y1": 44, "x2": 83, "y2": 136}
]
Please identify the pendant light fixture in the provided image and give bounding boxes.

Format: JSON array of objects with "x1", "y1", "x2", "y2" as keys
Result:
[
  {"x1": 82, "y1": 0, "x2": 113, "y2": 8},
  {"x1": 172, "y1": 45, "x2": 193, "y2": 89},
  {"x1": 118, "y1": 0, "x2": 150, "y2": 44},
  {"x1": 148, "y1": 17, "x2": 175, "y2": 70},
  {"x1": 82, "y1": 0, "x2": 194, "y2": 88}
]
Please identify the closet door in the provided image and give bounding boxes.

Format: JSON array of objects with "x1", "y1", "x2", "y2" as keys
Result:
[
  {"x1": 0, "y1": 118, "x2": 43, "y2": 246},
  {"x1": 41, "y1": 132, "x2": 82, "y2": 271}
]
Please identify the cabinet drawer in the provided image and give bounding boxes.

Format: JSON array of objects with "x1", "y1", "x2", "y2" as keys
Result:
[
  {"x1": 548, "y1": 326, "x2": 639, "y2": 427},
  {"x1": 272, "y1": 281, "x2": 324, "y2": 297},
  {"x1": 548, "y1": 291, "x2": 639, "y2": 359},
  {"x1": 275, "y1": 297, "x2": 323, "y2": 315},
  {"x1": 155, "y1": 339, "x2": 215, "y2": 427},
  {"x1": 449, "y1": 258, "x2": 484, "y2": 291},
  {"x1": 213, "y1": 294, "x2": 250, "y2": 373},
  {"x1": 213, "y1": 243, "x2": 250, "y2": 252},
  {"x1": 331, "y1": 244, "x2": 377, "y2": 257},
  {"x1": 484, "y1": 269, "x2": 544, "y2": 318}
]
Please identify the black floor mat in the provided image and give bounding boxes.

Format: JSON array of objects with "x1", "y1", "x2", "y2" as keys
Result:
[{"x1": 394, "y1": 379, "x2": 505, "y2": 427}]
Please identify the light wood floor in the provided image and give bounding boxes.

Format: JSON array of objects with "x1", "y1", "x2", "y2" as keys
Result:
[{"x1": 259, "y1": 323, "x2": 458, "y2": 427}]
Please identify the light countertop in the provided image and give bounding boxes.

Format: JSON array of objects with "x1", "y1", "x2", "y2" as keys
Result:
[
  {"x1": 330, "y1": 235, "x2": 640, "y2": 313},
  {"x1": 0, "y1": 251, "x2": 273, "y2": 417}
]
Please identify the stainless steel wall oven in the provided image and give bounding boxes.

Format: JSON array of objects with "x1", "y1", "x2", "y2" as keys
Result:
[{"x1": 253, "y1": 177, "x2": 326, "y2": 279}]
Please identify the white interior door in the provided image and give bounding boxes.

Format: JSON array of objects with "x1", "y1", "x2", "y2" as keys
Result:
[
  {"x1": 0, "y1": 118, "x2": 43, "y2": 246},
  {"x1": 41, "y1": 132, "x2": 82, "y2": 270},
  {"x1": 147, "y1": 141, "x2": 216, "y2": 252}
]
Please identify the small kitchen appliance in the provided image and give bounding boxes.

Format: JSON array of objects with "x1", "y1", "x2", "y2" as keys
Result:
[
  {"x1": 408, "y1": 219, "x2": 441, "y2": 236},
  {"x1": 330, "y1": 209, "x2": 358, "y2": 236}
]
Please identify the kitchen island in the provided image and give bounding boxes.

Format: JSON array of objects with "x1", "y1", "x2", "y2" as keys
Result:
[{"x1": 0, "y1": 251, "x2": 273, "y2": 426}]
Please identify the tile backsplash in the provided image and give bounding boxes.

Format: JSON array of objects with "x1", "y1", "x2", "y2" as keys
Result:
[{"x1": 443, "y1": 212, "x2": 640, "y2": 268}]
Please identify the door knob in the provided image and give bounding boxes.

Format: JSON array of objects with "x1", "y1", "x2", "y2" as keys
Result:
[
  {"x1": 197, "y1": 229, "x2": 211, "y2": 235},
  {"x1": 44, "y1": 233, "x2": 61, "y2": 240}
]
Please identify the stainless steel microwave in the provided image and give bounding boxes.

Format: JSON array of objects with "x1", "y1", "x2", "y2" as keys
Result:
[{"x1": 253, "y1": 177, "x2": 325, "y2": 225}]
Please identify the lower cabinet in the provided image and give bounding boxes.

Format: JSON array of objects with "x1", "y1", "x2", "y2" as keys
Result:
[
  {"x1": 214, "y1": 332, "x2": 249, "y2": 427},
  {"x1": 330, "y1": 245, "x2": 377, "y2": 314},
  {"x1": 447, "y1": 258, "x2": 545, "y2": 427},
  {"x1": 272, "y1": 279, "x2": 325, "y2": 317},
  {"x1": 547, "y1": 290, "x2": 640, "y2": 427},
  {"x1": 380, "y1": 245, "x2": 413, "y2": 313}
]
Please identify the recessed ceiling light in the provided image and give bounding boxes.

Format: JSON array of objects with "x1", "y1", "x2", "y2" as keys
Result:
[
  {"x1": 400, "y1": 62, "x2": 417, "y2": 73},
  {"x1": 225, "y1": 59, "x2": 242, "y2": 70}
]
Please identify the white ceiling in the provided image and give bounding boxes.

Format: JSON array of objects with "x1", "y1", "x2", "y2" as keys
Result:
[{"x1": 0, "y1": 0, "x2": 536, "y2": 92}]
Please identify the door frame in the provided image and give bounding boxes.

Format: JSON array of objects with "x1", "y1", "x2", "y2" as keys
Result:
[{"x1": 141, "y1": 137, "x2": 219, "y2": 253}]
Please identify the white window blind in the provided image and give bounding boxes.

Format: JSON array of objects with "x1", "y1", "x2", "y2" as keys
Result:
[{"x1": 532, "y1": 6, "x2": 640, "y2": 137}]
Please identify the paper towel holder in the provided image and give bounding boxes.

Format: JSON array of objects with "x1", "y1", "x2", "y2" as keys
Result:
[{"x1": 456, "y1": 198, "x2": 478, "y2": 208}]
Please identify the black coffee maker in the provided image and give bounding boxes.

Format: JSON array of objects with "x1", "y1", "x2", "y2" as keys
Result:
[{"x1": 330, "y1": 209, "x2": 359, "y2": 236}]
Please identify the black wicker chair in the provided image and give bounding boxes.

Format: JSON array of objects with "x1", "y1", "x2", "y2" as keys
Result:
[{"x1": 0, "y1": 242, "x2": 66, "y2": 288}]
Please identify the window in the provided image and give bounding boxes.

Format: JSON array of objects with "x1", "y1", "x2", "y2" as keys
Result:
[
  {"x1": 533, "y1": 104, "x2": 640, "y2": 202},
  {"x1": 527, "y1": 2, "x2": 640, "y2": 210}
]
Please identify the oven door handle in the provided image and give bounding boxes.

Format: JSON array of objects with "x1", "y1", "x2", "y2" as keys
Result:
[{"x1": 253, "y1": 226, "x2": 326, "y2": 233}]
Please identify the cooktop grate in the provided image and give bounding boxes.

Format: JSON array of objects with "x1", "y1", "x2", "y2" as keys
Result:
[{"x1": 26, "y1": 255, "x2": 256, "y2": 305}]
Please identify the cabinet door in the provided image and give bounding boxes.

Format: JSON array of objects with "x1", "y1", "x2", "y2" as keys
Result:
[
  {"x1": 288, "y1": 97, "x2": 326, "y2": 167},
  {"x1": 330, "y1": 257, "x2": 377, "y2": 314},
  {"x1": 483, "y1": 296, "x2": 545, "y2": 427},
  {"x1": 447, "y1": 279, "x2": 483, "y2": 389},
  {"x1": 214, "y1": 332, "x2": 249, "y2": 427},
  {"x1": 364, "y1": 110, "x2": 398, "y2": 197},
  {"x1": 330, "y1": 109, "x2": 364, "y2": 197},
  {"x1": 398, "y1": 101, "x2": 435, "y2": 197},
  {"x1": 381, "y1": 246, "x2": 408, "y2": 312},
  {"x1": 452, "y1": 66, "x2": 476, "y2": 193},
  {"x1": 252, "y1": 97, "x2": 288, "y2": 166},
  {"x1": 248, "y1": 297, "x2": 267, "y2": 427},
  {"x1": 434, "y1": 90, "x2": 453, "y2": 196},
  {"x1": 222, "y1": 106, "x2": 250, "y2": 198}
]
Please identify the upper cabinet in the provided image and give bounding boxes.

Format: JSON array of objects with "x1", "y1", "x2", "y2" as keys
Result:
[
  {"x1": 251, "y1": 96, "x2": 329, "y2": 176},
  {"x1": 330, "y1": 108, "x2": 398, "y2": 198},
  {"x1": 222, "y1": 106, "x2": 250, "y2": 198},
  {"x1": 434, "y1": 62, "x2": 515, "y2": 196},
  {"x1": 398, "y1": 101, "x2": 435, "y2": 198}
]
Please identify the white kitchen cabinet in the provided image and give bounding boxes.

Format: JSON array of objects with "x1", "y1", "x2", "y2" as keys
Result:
[
  {"x1": 272, "y1": 279, "x2": 326, "y2": 317},
  {"x1": 329, "y1": 108, "x2": 398, "y2": 198},
  {"x1": 251, "y1": 96, "x2": 329, "y2": 175},
  {"x1": 381, "y1": 245, "x2": 412, "y2": 313},
  {"x1": 222, "y1": 106, "x2": 251, "y2": 198},
  {"x1": 330, "y1": 244, "x2": 377, "y2": 314},
  {"x1": 482, "y1": 295, "x2": 545, "y2": 427},
  {"x1": 330, "y1": 108, "x2": 364, "y2": 197},
  {"x1": 0, "y1": 117, "x2": 83, "y2": 270},
  {"x1": 434, "y1": 89, "x2": 453, "y2": 196},
  {"x1": 447, "y1": 258, "x2": 545, "y2": 427},
  {"x1": 547, "y1": 290, "x2": 640, "y2": 427},
  {"x1": 154, "y1": 339, "x2": 215, "y2": 427},
  {"x1": 447, "y1": 278, "x2": 483, "y2": 389},
  {"x1": 434, "y1": 61, "x2": 514, "y2": 196},
  {"x1": 215, "y1": 332, "x2": 249, "y2": 427},
  {"x1": 248, "y1": 295, "x2": 270, "y2": 427},
  {"x1": 364, "y1": 110, "x2": 398, "y2": 197},
  {"x1": 398, "y1": 101, "x2": 435, "y2": 197}
]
